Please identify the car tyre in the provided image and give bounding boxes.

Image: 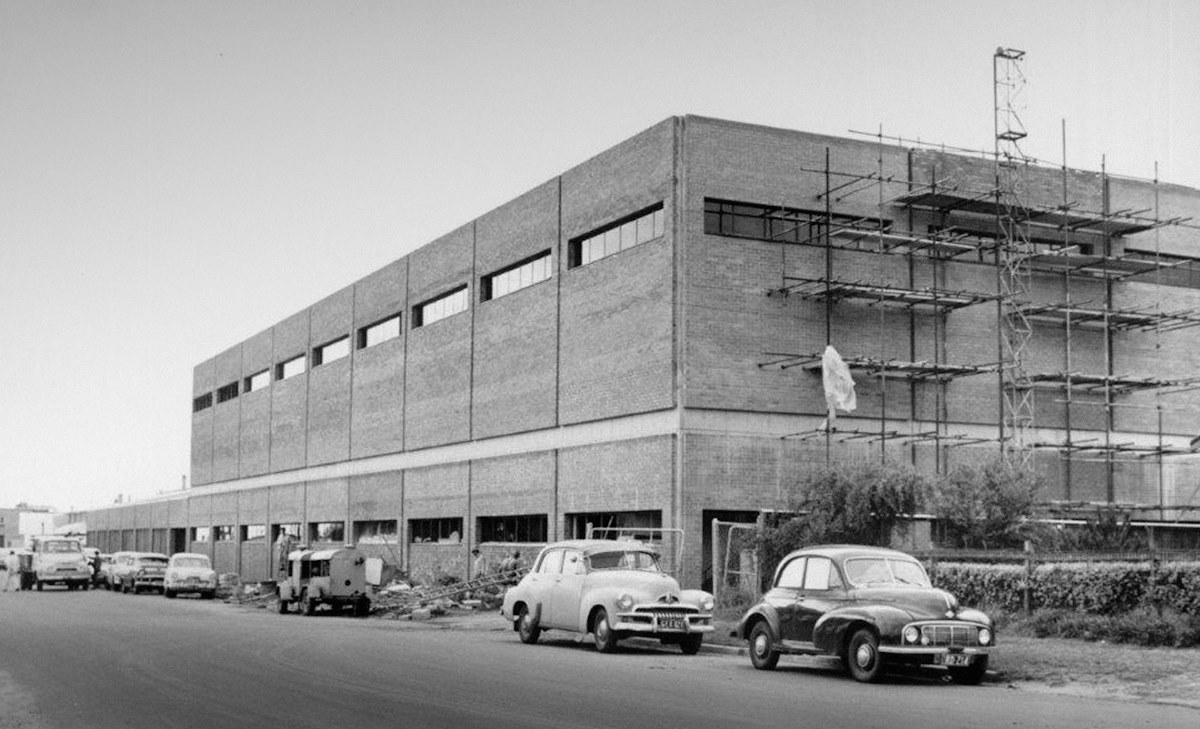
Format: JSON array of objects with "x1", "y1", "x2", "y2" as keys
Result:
[
  {"x1": 353, "y1": 596, "x2": 370, "y2": 617},
  {"x1": 592, "y1": 608, "x2": 618, "y2": 653},
  {"x1": 680, "y1": 634, "x2": 703, "y2": 655},
  {"x1": 949, "y1": 655, "x2": 989, "y2": 685},
  {"x1": 517, "y1": 605, "x2": 541, "y2": 645},
  {"x1": 121, "y1": 580, "x2": 129, "y2": 594},
  {"x1": 164, "y1": 589, "x2": 177, "y2": 599},
  {"x1": 748, "y1": 622, "x2": 780, "y2": 670},
  {"x1": 846, "y1": 628, "x2": 885, "y2": 683},
  {"x1": 36, "y1": 580, "x2": 43, "y2": 591},
  {"x1": 201, "y1": 590, "x2": 215, "y2": 600}
]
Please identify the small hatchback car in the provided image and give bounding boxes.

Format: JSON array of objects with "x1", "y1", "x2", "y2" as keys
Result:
[
  {"x1": 501, "y1": 539, "x2": 715, "y2": 654},
  {"x1": 163, "y1": 553, "x2": 217, "y2": 599},
  {"x1": 734, "y1": 545, "x2": 994, "y2": 683}
]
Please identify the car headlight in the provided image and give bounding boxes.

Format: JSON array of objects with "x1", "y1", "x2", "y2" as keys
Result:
[
  {"x1": 699, "y1": 595, "x2": 715, "y2": 612},
  {"x1": 978, "y1": 627, "x2": 992, "y2": 646},
  {"x1": 903, "y1": 626, "x2": 920, "y2": 644},
  {"x1": 616, "y1": 593, "x2": 634, "y2": 611}
]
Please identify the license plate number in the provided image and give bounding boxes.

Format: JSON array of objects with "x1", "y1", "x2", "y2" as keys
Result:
[
  {"x1": 658, "y1": 617, "x2": 686, "y2": 631},
  {"x1": 944, "y1": 654, "x2": 971, "y2": 667}
]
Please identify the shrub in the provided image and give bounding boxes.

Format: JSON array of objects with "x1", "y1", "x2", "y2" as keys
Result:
[
  {"x1": 932, "y1": 560, "x2": 1200, "y2": 618},
  {"x1": 756, "y1": 462, "x2": 928, "y2": 582}
]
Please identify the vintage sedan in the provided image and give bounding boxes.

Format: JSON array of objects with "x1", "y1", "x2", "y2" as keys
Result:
[
  {"x1": 501, "y1": 539, "x2": 714, "y2": 654},
  {"x1": 734, "y1": 545, "x2": 993, "y2": 684},
  {"x1": 163, "y1": 552, "x2": 217, "y2": 599}
]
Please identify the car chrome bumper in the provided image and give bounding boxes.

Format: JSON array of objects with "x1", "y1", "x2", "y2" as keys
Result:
[
  {"x1": 879, "y1": 645, "x2": 991, "y2": 656},
  {"x1": 614, "y1": 613, "x2": 715, "y2": 635}
]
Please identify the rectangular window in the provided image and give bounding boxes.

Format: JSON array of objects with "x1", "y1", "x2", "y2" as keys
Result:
[
  {"x1": 271, "y1": 523, "x2": 301, "y2": 542},
  {"x1": 568, "y1": 203, "x2": 665, "y2": 268},
  {"x1": 241, "y1": 524, "x2": 267, "y2": 542},
  {"x1": 566, "y1": 510, "x2": 662, "y2": 540},
  {"x1": 357, "y1": 314, "x2": 402, "y2": 349},
  {"x1": 308, "y1": 521, "x2": 345, "y2": 543},
  {"x1": 191, "y1": 526, "x2": 211, "y2": 543},
  {"x1": 312, "y1": 336, "x2": 350, "y2": 366},
  {"x1": 353, "y1": 519, "x2": 399, "y2": 544},
  {"x1": 477, "y1": 514, "x2": 548, "y2": 543},
  {"x1": 192, "y1": 393, "x2": 213, "y2": 413},
  {"x1": 481, "y1": 251, "x2": 552, "y2": 302},
  {"x1": 216, "y1": 382, "x2": 239, "y2": 403},
  {"x1": 212, "y1": 525, "x2": 234, "y2": 541},
  {"x1": 413, "y1": 286, "x2": 469, "y2": 328},
  {"x1": 244, "y1": 369, "x2": 270, "y2": 393},
  {"x1": 275, "y1": 354, "x2": 306, "y2": 381},
  {"x1": 408, "y1": 517, "x2": 463, "y2": 544},
  {"x1": 703, "y1": 198, "x2": 889, "y2": 244}
]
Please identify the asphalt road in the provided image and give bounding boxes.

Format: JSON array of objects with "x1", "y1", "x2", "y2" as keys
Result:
[{"x1": 1, "y1": 587, "x2": 1196, "y2": 729}]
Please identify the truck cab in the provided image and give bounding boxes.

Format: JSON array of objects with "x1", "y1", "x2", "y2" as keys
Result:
[{"x1": 29, "y1": 537, "x2": 91, "y2": 591}]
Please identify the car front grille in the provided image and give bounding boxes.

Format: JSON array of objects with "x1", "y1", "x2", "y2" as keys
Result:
[
  {"x1": 634, "y1": 606, "x2": 698, "y2": 617},
  {"x1": 920, "y1": 623, "x2": 978, "y2": 647}
]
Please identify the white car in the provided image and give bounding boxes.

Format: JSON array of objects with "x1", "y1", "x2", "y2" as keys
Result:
[
  {"x1": 500, "y1": 539, "x2": 715, "y2": 654},
  {"x1": 163, "y1": 553, "x2": 217, "y2": 599}
]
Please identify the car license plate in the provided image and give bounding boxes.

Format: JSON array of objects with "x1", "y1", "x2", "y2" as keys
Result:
[
  {"x1": 658, "y1": 616, "x2": 686, "y2": 631},
  {"x1": 944, "y1": 654, "x2": 971, "y2": 667}
]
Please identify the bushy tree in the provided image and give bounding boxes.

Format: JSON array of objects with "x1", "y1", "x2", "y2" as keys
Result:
[
  {"x1": 757, "y1": 462, "x2": 928, "y2": 581},
  {"x1": 929, "y1": 457, "x2": 1039, "y2": 550}
]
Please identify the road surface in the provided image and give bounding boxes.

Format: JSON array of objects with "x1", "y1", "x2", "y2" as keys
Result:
[{"x1": 0, "y1": 588, "x2": 1195, "y2": 728}]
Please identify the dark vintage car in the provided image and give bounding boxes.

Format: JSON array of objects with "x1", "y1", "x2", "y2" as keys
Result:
[{"x1": 734, "y1": 545, "x2": 993, "y2": 684}]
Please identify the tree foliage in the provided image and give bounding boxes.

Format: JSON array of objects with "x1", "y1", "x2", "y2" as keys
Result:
[
  {"x1": 757, "y1": 462, "x2": 927, "y2": 577},
  {"x1": 928, "y1": 457, "x2": 1039, "y2": 550}
]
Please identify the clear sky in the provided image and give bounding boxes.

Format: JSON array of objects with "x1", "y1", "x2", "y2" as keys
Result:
[{"x1": 2, "y1": 0, "x2": 1197, "y2": 512}]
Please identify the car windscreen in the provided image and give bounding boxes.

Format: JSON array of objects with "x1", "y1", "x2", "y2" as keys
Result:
[
  {"x1": 41, "y1": 541, "x2": 81, "y2": 553},
  {"x1": 843, "y1": 557, "x2": 930, "y2": 588},
  {"x1": 587, "y1": 550, "x2": 661, "y2": 572},
  {"x1": 173, "y1": 557, "x2": 209, "y2": 568},
  {"x1": 136, "y1": 557, "x2": 169, "y2": 566}
]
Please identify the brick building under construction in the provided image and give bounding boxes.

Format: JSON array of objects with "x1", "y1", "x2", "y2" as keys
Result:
[{"x1": 79, "y1": 109, "x2": 1200, "y2": 588}]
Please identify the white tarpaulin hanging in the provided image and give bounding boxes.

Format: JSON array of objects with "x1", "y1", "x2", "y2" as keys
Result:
[{"x1": 822, "y1": 344, "x2": 856, "y2": 426}]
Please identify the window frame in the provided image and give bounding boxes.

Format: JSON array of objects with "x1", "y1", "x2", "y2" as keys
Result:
[
  {"x1": 357, "y1": 313, "x2": 402, "y2": 349},
  {"x1": 413, "y1": 286, "x2": 469, "y2": 328},
  {"x1": 312, "y1": 335, "x2": 350, "y2": 367},
  {"x1": 568, "y1": 203, "x2": 665, "y2": 269},
  {"x1": 275, "y1": 354, "x2": 306, "y2": 382},
  {"x1": 480, "y1": 250, "x2": 553, "y2": 302},
  {"x1": 243, "y1": 369, "x2": 270, "y2": 394}
]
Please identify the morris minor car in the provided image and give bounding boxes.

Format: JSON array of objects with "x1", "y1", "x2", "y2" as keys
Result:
[
  {"x1": 501, "y1": 539, "x2": 715, "y2": 654},
  {"x1": 734, "y1": 545, "x2": 993, "y2": 683}
]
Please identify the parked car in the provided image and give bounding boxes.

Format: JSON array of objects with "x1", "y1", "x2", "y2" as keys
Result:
[
  {"x1": 116, "y1": 552, "x2": 169, "y2": 594},
  {"x1": 105, "y1": 551, "x2": 134, "y2": 590},
  {"x1": 734, "y1": 545, "x2": 994, "y2": 684},
  {"x1": 163, "y1": 553, "x2": 217, "y2": 599},
  {"x1": 501, "y1": 539, "x2": 715, "y2": 654},
  {"x1": 278, "y1": 547, "x2": 370, "y2": 616}
]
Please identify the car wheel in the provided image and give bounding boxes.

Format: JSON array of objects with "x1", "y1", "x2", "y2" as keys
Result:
[
  {"x1": 949, "y1": 655, "x2": 989, "y2": 685},
  {"x1": 164, "y1": 589, "x2": 177, "y2": 599},
  {"x1": 680, "y1": 634, "x2": 703, "y2": 656},
  {"x1": 121, "y1": 580, "x2": 128, "y2": 594},
  {"x1": 201, "y1": 590, "x2": 215, "y2": 600},
  {"x1": 846, "y1": 628, "x2": 885, "y2": 683},
  {"x1": 277, "y1": 599, "x2": 290, "y2": 614},
  {"x1": 748, "y1": 621, "x2": 780, "y2": 670},
  {"x1": 517, "y1": 605, "x2": 541, "y2": 645},
  {"x1": 36, "y1": 581, "x2": 43, "y2": 591},
  {"x1": 592, "y1": 608, "x2": 619, "y2": 653}
]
